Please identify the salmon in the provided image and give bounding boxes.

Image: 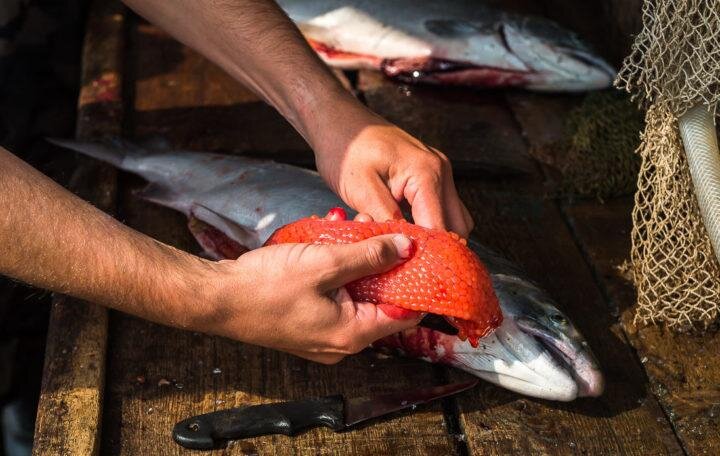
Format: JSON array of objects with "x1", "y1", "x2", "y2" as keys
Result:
[{"x1": 50, "y1": 138, "x2": 605, "y2": 401}]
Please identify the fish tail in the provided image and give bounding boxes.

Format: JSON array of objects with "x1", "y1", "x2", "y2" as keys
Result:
[{"x1": 46, "y1": 137, "x2": 145, "y2": 169}]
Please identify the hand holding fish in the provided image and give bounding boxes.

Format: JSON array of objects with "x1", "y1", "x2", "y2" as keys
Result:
[
  {"x1": 123, "y1": 0, "x2": 472, "y2": 236},
  {"x1": 311, "y1": 102, "x2": 474, "y2": 237},
  {"x1": 205, "y1": 232, "x2": 423, "y2": 364}
]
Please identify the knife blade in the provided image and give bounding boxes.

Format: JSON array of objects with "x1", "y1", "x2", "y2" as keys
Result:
[{"x1": 172, "y1": 379, "x2": 478, "y2": 450}]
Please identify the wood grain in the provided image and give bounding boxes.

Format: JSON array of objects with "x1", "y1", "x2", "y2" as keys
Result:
[
  {"x1": 358, "y1": 72, "x2": 535, "y2": 177},
  {"x1": 32, "y1": 0, "x2": 125, "y2": 454},
  {"x1": 361, "y1": 73, "x2": 683, "y2": 454},
  {"x1": 566, "y1": 199, "x2": 720, "y2": 456},
  {"x1": 96, "y1": 18, "x2": 458, "y2": 455},
  {"x1": 127, "y1": 21, "x2": 313, "y2": 166}
]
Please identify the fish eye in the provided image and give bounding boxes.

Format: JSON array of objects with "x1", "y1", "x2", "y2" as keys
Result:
[{"x1": 549, "y1": 313, "x2": 567, "y2": 325}]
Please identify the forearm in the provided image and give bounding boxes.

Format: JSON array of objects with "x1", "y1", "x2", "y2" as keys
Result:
[
  {"x1": 0, "y1": 147, "x2": 214, "y2": 329},
  {"x1": 122, "y1": 0, "x2": 364, "y2": 147}
]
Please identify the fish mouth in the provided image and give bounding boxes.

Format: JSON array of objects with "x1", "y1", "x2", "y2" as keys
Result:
[
  {"x1": 449, "y1": 318, "x2": 579, "y2": 401},
  {"x1": 501, "y1": 22, "x2": 616, "y2": 91},
  {"x1": 381, "y1": 57, "x2": 533, "y2": 88},
  {"x1": 515, "y1": 316, "x2": 604, "y2": 398}
]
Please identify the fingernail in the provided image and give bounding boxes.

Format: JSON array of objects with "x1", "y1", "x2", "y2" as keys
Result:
[{"x1": 392, "y1": 235, "x2": 413, "y2": 259}]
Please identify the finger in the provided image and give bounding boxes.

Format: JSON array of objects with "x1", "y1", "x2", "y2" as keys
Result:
[
  {"x1": 440, "y1": 166, "x2": 473, "y2": 237},
  {"x1": 356, "y1": 176, "x2": 403, "y2": 222},
  {"x1": 461, "y1": 202, "x2": 474, "y2": 234},
  {"x1": 320, "y1": 234, "x2": 413, "y2": 290},
  {"x1": 353, "y1": 213, "x2": 374, "y2": 222},
  {"x1": 406, "y1": 180, "x2": 446, "y2": 231},
  {"x1": 345, "y1": 300, "x2": 424, "y2": 345}
]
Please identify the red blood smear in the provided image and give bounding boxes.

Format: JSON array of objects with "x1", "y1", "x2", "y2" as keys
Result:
[
  {"x1": 188, "y1": 217, "x2": 248, "y2": 260},
  {"x1": 307, "y1": 39, "x2": 382, "y2": 67},
  {"x1": 265, "y1": 213, "x2": 503, "y2": 344},
  {"x1": 382, "y1": 57, "x2": 531, "y2": 88},
  {"x1": 372, "y1": 327, "x2": 457, "y2": 364}
]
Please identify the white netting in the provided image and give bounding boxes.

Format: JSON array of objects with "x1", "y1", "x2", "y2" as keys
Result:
[{"x1": 615, "y1": 0, "x2": 720, "y2": 329}]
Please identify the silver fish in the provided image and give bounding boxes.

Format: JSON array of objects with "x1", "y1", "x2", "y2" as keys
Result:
[
  {"x1": 278, "y1": 0, "x2": 615, "y2": 91},
  {"x1": 51, "y1": 138, "x2": 604, "y2": 401}
]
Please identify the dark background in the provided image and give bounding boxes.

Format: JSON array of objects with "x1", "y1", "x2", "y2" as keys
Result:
[{"x1": 0, "y1": 1, "x2": 87, "y2": 454}]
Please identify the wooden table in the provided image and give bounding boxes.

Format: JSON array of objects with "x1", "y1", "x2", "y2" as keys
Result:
[{"x1": 33, "y1": 1, "x2": 720, "y2": 454}]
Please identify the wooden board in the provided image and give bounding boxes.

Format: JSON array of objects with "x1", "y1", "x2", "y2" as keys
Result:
[
  {"x1": 33, "y1": 0, "x2": 708, "y2": 454},
  {"x1": 508, "y1": 89, "x2": 720, "y2": 455},
  {"x1": 127, "y1": 19, "x2": 312, "y2": 166},
  {"x1": 32, "y1": 0, "x2": 124, "y2": 455},
  {"x1": 360, "y1": 72, "x2": 684, "y2": 455},
  {"x1": 358, "y1": 72, "x2": 535, "y2": 177},
  {"x1": 96, "y1": 19, "x2": 459, "y2": 456},
  {"x1": 565, "y1": 199, "x2": 720, "y2": 456}
]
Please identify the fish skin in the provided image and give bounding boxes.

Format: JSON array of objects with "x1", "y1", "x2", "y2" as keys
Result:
[
  {"x1": 278, "y1": 0, "x2": 616, "y2": 91},
  {"x1": 265, "y1": 216, "x2": 503, "y2": 343},
  {"x1": 49, "y1": 138, "x2": 604, "y2": 401}
]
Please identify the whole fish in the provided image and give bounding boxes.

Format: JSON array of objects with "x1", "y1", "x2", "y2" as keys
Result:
[
  {"x1": 278, "y1": 0, "x2": 615, "y2": 91},
  {"x1": 51, "y1": 138, "x2": 604, "y2": 401}
]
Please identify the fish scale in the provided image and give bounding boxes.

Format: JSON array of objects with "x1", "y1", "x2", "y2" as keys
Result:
[{"x1": 264, "y1": 216, "x2": 503, "y2": 344}]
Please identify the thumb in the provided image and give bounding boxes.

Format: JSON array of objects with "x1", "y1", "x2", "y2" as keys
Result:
[{"x1": 320, "y1": 234, "x2": 413, "y2": 290}]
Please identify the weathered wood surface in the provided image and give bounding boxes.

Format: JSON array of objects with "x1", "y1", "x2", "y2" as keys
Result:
[
  {"x1": 361, "y1": 72, "x2": 683, "y2": 455},
  {"x1": 32, "y1": 0, "x2": 124, "y2": 455},
  {"x1": 359, "y1": 72, "x2": 535, "y2": 176},
  {"x1": 566, "y1": 199, "x2": 720, "y2": 456},
  {"x1": 34, "y1": 0, "x2": 709, "y2": 454},
  {"x1": 97, "y1": 19, "x2": 458, "y2": 456}
]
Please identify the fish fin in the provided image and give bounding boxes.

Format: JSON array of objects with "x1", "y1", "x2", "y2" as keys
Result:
[
  {"x1": 424, "y1": 19, "x2": 494, "y2": 37},
  {"x1": 134, "y1": 183, "x2": 186, "y2": 212},
  {"x1": 190, "y1": 204, "x2": 262, "y2": 250},
  {"x1": 47, "y1": 137, "x2": 146, "y2": 169}
]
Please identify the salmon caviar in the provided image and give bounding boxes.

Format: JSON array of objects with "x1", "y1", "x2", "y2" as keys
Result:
[{"x1": 265, "y1": 213, "x2": 503, "y2": 344}]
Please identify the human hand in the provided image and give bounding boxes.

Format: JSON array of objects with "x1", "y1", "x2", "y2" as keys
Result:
[
  {"x1": 311, "y1": 100, "x2": 474, "y2": 237},
  {"x1": 203, "y1": 230, "x2": 422, "y2": 364}
]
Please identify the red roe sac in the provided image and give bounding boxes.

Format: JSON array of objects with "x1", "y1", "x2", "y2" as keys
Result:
[{"x1": 265, "y1": 211, "x2": 503, "y2": 344}]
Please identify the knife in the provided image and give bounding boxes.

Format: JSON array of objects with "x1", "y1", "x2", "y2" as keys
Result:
[{"x1": 173, "y1": 379, "x2": 478, "y2": 450}]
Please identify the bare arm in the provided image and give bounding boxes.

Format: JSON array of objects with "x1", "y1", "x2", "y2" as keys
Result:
[
  {"x1": 0, "y1": 147, "x2": 211, "y2": 328},
  {"x1": 0, "y1": 147, "x2": 419, "y2": 363},
  {"x1": 123, "y1": 0, "x2": 474, "y2": 236},
  {"x1": 122, "y1": 0, "x2": 344, "y2": 145}
]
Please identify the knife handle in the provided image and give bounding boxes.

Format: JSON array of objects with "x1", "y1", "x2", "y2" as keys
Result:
[{"x1": 172, "y1": 395, "x2": 345, "y2": 450}]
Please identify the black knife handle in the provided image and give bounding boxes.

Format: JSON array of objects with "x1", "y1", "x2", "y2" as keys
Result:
[{"x1": 172, "y1": 395, "x2": 345, "y2": 450}]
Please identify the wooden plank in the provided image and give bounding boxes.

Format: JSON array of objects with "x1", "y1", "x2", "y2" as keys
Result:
[
  {"x1": 565, "y1": 198, "x2": 720, "y2": 456},
  {"x1": 128, "y1": 21, "x2": 312, "y2": 166},
  {"x1": 360, "y1": 73, "x2": 683, "y2": 454},
  {"x1": 98, "y1": 19, "x2": 459, "y2": 455},
  {"x1": 358, "y1": 72, "x2": 535, "y2": 176},
  {"x1": 452, "y1": 182, "x2": 682, "y2": 455},
  {"x1": 32, "y1": 0, "x2": 125, "y2": 454}
]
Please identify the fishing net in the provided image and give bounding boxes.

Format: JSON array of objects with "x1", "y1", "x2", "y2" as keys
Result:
[
  {"x1": 615, "y1": 0, "x2": 720, "y2": 329},
  {"x1": 529, "y1": 91, "x2": 643, "y2": 199}
]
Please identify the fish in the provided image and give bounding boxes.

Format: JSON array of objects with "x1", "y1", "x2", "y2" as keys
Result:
[
  {"x1": 278, "y1": 0, "x2": 616, "y2": 91},
  {"x1": 50, "y1": 138, "x2": 604, "y2": 401},
  {"x1": 265, "y1": 214, "x2": 504, "y2": 343}
]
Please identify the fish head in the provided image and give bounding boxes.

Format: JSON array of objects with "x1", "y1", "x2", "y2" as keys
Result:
[
  {"x1": 491, "y1": 273, "x2": 604, "y2": 398},
  {"x1": 500, "y1": 15, "x2": 616, "y2": 91}
]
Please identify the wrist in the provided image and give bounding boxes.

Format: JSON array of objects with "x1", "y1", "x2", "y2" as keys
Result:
[{"x1": 160, "y1": 251, "x2": 231, "y2": 333}]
